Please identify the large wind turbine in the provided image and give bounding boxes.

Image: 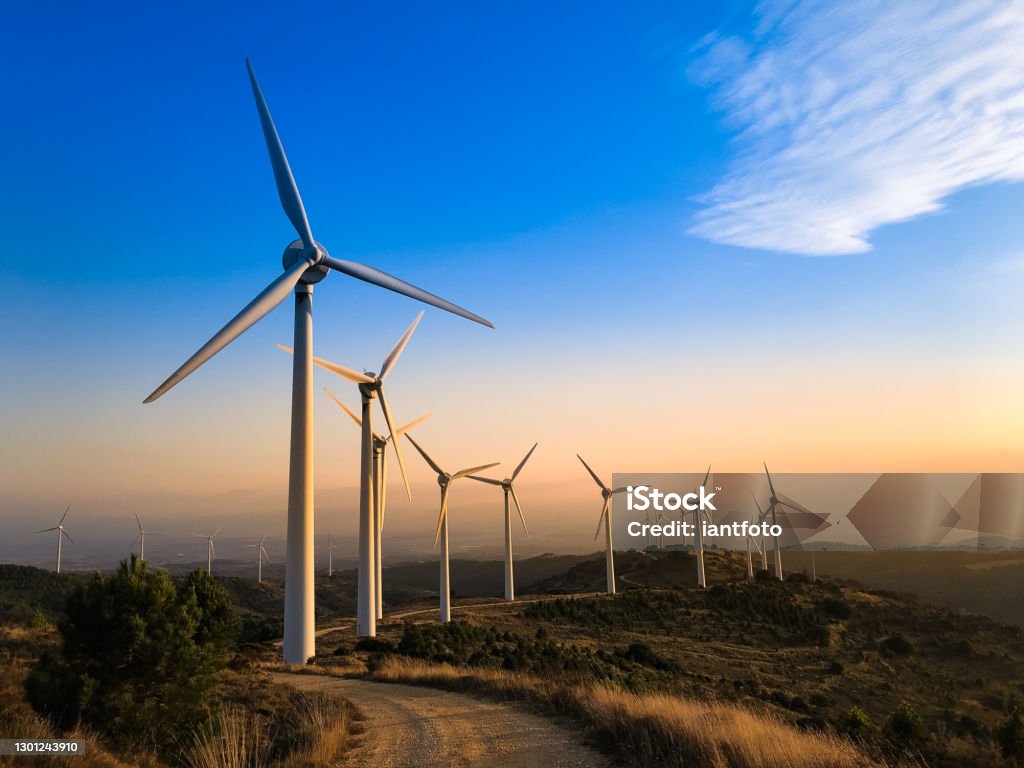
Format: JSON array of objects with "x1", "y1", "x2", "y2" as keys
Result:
[
  {"x1": 245, "y1": 535, "x2": 270, "y2": 583},
  {"x1": 467, "y1": 443, "x2": 538, "y2": 601},
  {"x1": 763, "y1": 463, "x2": 798, "y2": 581},
  {"x1": 406, "y1": 435, "x2": 498, "y2": 622},
  {"x1": 324, "y1": 389, "x2": 430, "y2": 620},
  {"x1": 577, "y1": 456, "x2": 625, "y2": 595},
  {"x1": 36, "y1": 506, "x2": 72, "y2": 573},
  {"x1": 327, "y1": 532, "x2": 338, "y2": 577},
  {"x1": 132, "y1": 513, "x2": 160, "y2": 561},
  {"x1": 281, "y1": 312, "x2": 423, "y2": 637},
  {"x1": 142, "y1": 61, "x2": 491, "y2": 664},
  {"x1": 195, "y1": 526, "x2": 222, "y2": 573}
]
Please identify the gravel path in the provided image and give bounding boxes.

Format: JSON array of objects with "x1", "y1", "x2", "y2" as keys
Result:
[{"x1": 272, "y1": 672, "x2": 612, "y2": 768}]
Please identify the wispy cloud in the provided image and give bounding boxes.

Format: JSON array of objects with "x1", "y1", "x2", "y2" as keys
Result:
[{"x1": 689, "y1": 1, "x2": 1024, "y2": 256}]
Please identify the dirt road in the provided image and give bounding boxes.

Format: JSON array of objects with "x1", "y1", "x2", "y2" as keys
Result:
[{"x1": 272, "y1": 672, "x2": 611, "y2": 768}]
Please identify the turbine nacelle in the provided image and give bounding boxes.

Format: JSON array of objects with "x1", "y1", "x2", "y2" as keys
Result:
[{"x1": 282, "y1": 239, "x2": 330, "y2": 284}]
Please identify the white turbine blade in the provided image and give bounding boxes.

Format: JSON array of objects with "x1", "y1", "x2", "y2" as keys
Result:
[
  {"x1": 577, "y1": 455, "x2": 609, "y2": 493},
  {"x1": 135, "y1": 513, "x2": 143, "y2": 532},
  {"x1": 466, "y1": 475, "x2": 502, "y2": 486},
  {"x1": 764, "y1": 462, "x2": 778, "y2": 499},
  {"x1": 324, "y1": 388, "x2": 363, "y2": 427},
  {"x1": 453, "y1": 462, "x2": 500, "y2": 480},
  {"x1": 594, "y1": 498, "x2": 609, "y2": 541},
  {"x1": 36, "y1": 527, "x2": 59, "y2": 533},
  {"x1": 61, "y1": 529, "x2": 75, "y2": 544},
  {"x1": 259, "y1": 534, "x2": 267, "y2": 546},
  {"x1": 277, "y1": 345, "x2": 374, "y2": 384},
  {"x1": 261, "y1": 546, "x2": 270, "y2": 563},
  {"x1": 59, "y1": 505, "x2": 70, "y2": 525},
  {"x1": 144, "y1": 259, "x2": 311, "y2": 403},
  {"x1": 321, "y1": 255, "x2": 493, "y2": 328},
  {"x1": 379, "y1": 311, "x2": 423, "y2": 381},
  {"x1": 396, "y1": 412, "x2": 431, "y2": 436},
  {"x1": 509, "y1": 485, "x2": 529, "y2": 536},
  {"x1": 433, "y1": 484, "x2": 450, "y2": 548},
  {"x1": 378, "y1": 389, "x2": 411, "y2": 502},
  {"x1": 212, "y1": 525, "x2": 223, "y2": 538},
  {"x1": 611, "y1": 486, "x2": 629, "y2": 494},
  {"x1": 406, "y1": 434, "x2": 445, "y2": 476},
  {"x1": 511, "y1": 442, "x2": 538, "y2": 482},
  {"x1": 245, "y1": 59, "x2": 315, "y2": 250}
]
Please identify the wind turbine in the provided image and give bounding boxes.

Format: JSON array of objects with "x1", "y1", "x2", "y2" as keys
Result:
[
  {"x1": 281, "y1": 312, "x2": 423, "y2": 637},
  {"x1": 324, "y1": 388, "x2": 430, "y2": 620},
  {"x1": 743, "y1": 516, "x2": 763, "y2": 580},
  {"x1": 131, "y1": 513, "x2": 160, "y2": 561},
  {"x1": 194, "y1": 526, "x2": 222, "y2": 573},
  {"x1": 656, "y1": 512, "x2": 667, "y2": 549},
  {"x1": 328, "y1": 532, "x2": 338, "y2": 577},
  {"x1": 245, "y1": 535, "x2": 270, "y2": 583},
  {"x1": 690, "y1": 466, "x2": 712, "y2": 588},
  {"x1": 762, "y1": 463, "x2": 799, "y2": 581},
  {"x1": 577, "y1": 455, "x2": 626, "y2": 595},
  {"x1": 751, "y1": 493, "x2": 770, "y2": 573},
  {"x1": 142, "y1": 61, "x2": 492, "y2": 665},
  {"x1": 36, "y1": 506, "x2": 72, "y2": 573},
  {"x1": 406, "y1": 434, "x2": 498, "y2": 622},
  {"x1": 467, "y1": 443, "x2": 538, "y2": 602}
]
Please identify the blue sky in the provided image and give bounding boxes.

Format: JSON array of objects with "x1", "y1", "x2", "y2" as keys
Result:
[{"x1": 3, "y1": 1, "x2": 1024, "y2": 553}]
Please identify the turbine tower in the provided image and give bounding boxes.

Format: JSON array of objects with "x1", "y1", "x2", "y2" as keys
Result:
[
  {"x1": 743, "y1": 516, "x2": 763, "y2": 580},
  {"x1": 245, "y1": 535, "x2": 270, "y2": 583},
  {"x1": 467, "y1": 443, "x2": 538, "y2": 601},
  {"x1": 577, "y1": 455, "x2": 625, "y2": 595},
  {"x1": 281, "y1": 312, "x2": 423, "y2": 637},
  {"x1": 763, "y1": 463, "x2": 797, "y2": 581},
  {"x1": 324, "y1": 389, "x2": 429, "y2": 620},
  {"x1": 36, "y1": 506, "x2": 72, "y2": 573},
  {"x1": 691, "y1": 466, "x2": 712, "y2": 588},
  {"x1": 132, "y1": 513, "x2": 160, "y2": 561},
  {"x1": 195, "y1": 526, "x2": 222, "y2": 573},
  {"x1": 328, "y1": 532, "x2": 338, "y2": 577},
  {"x1": 142, "y1": 61, "x2": 492, "y2": 665},
  {"x1": 406, "y1": 434, "x2": 498, "y2": 622}
]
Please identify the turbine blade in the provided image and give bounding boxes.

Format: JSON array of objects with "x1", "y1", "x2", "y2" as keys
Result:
[
  {"x1": 594, "y1": 498, "x2": 609, "y2": 541},
  {"x1": 509, "y1": 485, "x2": 529, "y2": 536},
  {"x1": 379, "y1": 311, "x2": 423, "y2": 380},
  {"x1": 35, "y1": 527, "x2": 58, "y2": 533},
  {"x1": 764, "y1": 462, "x2": 777, "y2": 499},
  {"x1": 246, "y1": 59, "x2": 315, "y2": 249},
  {"x1": 577, "y1": 455, "x2": 608, "y2": 493},
  {"x1": 144, "y1": 259, "x2": 311, "y2": 403},
  {"x1": 321, "y1": 255, "x2": 493, "y2": 328},
  {"x1": 135, "y1": 513, "x2": 143, "y2": 532},
  {"x1": 212, "y1": 525, "x2": 223, "y2": 538},
  {"x1": 324, "y1": 388, "x2": 362, "y2": 427},
  {"x1": 433, "y1": 484, "x2": 450, "y2": 548},
  {"x1": 378, "y1": 389, "x2": 411, "y2": 502},
  {"x1": 466, "y1": 475, "x2": 502, "y2": 486},
  {"x1": 60, "y1": 505, "x2": 70, "y2": 525},
  {"x1": 260, "y1": 534, "x2": 267, "y2": 545},
  {"x1": 511, "y1": 442, "x2": 538, "y2": 481},
  {"x1": 702, "y1": 464, "x2": 711, "y2": 488},
  {"x1": 453, "y1": 462, "x2": 500, "y2": 479},
  {"x1": 396, "y1": 412, "x2": 431, "y2": 436},
  {"x1": 406, "y1": 434, "x2": 445, "y2": 476},
  {"x1": 277, "y1": 345, "x2": 375, "y2": 384},
  {"x1": 61, "y1": 530, "x2": 75, "y2": 544}
]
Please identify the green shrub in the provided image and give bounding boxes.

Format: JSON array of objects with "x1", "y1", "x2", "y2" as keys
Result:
[
  {"x1": 888, "y1": 700, "x2": 926, "y2": 743},
  {"x1": 841, "y1": 706, "x2": 876, "y2": 739},
  {"x1": 996, "y1": 695, "x2": 1024, "y2": 759}
]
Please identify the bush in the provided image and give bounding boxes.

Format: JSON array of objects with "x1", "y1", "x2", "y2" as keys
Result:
[
  {"x1": 26, "y1": 556, "x2": 240, "y2": 756},
  {"x1": 996, "y1": 695, "x2": 1024, "y2": 759},
  {"x1": 888, "y1": 700, "x2": 926, "y2": 743},
  {"x1": 841, "y1": 706, "x2": 876, "y2": 739},
  {"x1": 882, "y1": 634, "x2": 913, "y2": 655}
]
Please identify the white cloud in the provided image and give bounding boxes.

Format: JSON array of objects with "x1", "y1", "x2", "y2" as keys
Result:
[{"x1": 689, "y1": 0, "x2": 1024, "y2": 256}]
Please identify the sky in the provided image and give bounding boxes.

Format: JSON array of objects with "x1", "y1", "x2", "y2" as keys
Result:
[{"x1": 3, "y1": 1, "x2": 1024, "y2": 564}]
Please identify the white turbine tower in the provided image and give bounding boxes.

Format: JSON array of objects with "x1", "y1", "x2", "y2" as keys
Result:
[
  {"x1": 763, "y1": 463, "x2": 797, "y2": 581},
  {"x1": 36, "y1": 506, "x2": 72, "y2": 574},
  {"x1": 577, "y1": 455, "x2": 625, "y2": 595},
  {"x1": 280, "y1": 312, "x2": 424, "y2": 637},
  {"x1": 324, "y1": 389, "x2": 430, "y2": 620},
  {"x1": 195, "y1": 526, "x2": 222, "y2": 573},
  {"x1": 245, "y1": 535, "x2": 270, "y2": 583},
  {"x1": 406, "y1": 435, "x2": 498, "y2": 622},
  {"x1": 328, "y1": 532, "x2": 338, "y2": 577},
  {"x1": 743, "y1": 516, "x2": 763, "y2": 580},
  {"x1": 691, "y1": 466, "x2": 712, "y2": 588},
  {"x1": 132, "y1": 513, "x2": 161, "y2": 561},
  {"x1": 656, "y1": 512, "x2": 667, "y2": 549},
  {"x1": 467, "y1": 443, "x2": 538, "y2": 602},
  {"x1": 142, "y1": 61, "x2": 491, "y2": 665}
]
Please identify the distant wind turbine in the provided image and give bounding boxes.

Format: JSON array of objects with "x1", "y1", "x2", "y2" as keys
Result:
[
  {"x1": 324, "y1": 389, "x2": 429, "y2": 619},
  {"x1": 280, "y1": 311, "x2": 423, "y2": 637},
  {"x1": 743, "y1": 515, "x2": 763, "y2": 580},
  {"x1": 328, "y1": 532, "x2": 338, "y2": 577},
  {"x1": 468, "y1": 443, "x2": 538, "y2": 601},
  {"x1": 406, "y1": 434, "x2": 498, "y2": 622},
  {"x1": 142, "y1": 60, "x2": 491, "y2": 665},
  {"x1": 132, "y1": 513, "x2": 161, "y2": 561},
  {"x1": 691, "y1": 466, "x2": 712, "y2": 588},
  {"x1": 36, "y1": 506, "x2": 73, "y2": 573},
  {"x1": 577, "y1": 455, "x2": 626, "y2": 595},
  {"x1": 245, "y1": 535, "x2": 270, "y2": 583},
  {"x1": 194, "y1": 526, "x2": 222, "y2": 573},
  {"x1": 762, "y1": 463, "x2": 799, "y2": 581}
]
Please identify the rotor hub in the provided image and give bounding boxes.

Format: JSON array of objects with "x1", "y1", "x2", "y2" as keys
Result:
[
  {"x1": 282, "y1": 239, "x2": 330, "y2": 284},
  {"x1": 502, "y1": 479, "x2": 512, "y2": 490},
  {"x1": 602, "y1": 488, "x2": 611, "y2": 499},
  {"x1": 439, "y1": 474, "x2": 451, "y2": 487}
]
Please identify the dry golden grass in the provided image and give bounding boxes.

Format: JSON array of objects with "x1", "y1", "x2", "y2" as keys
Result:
[
  {"x1": 182, "y1": 706, "x2": 269, "y2": 768},
  {"x1": 281, "y1": 689, "x2": 353, "y2": 768},
  {"x1": 370, "y1": 657, "x2": 887, "y2": 768}
]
